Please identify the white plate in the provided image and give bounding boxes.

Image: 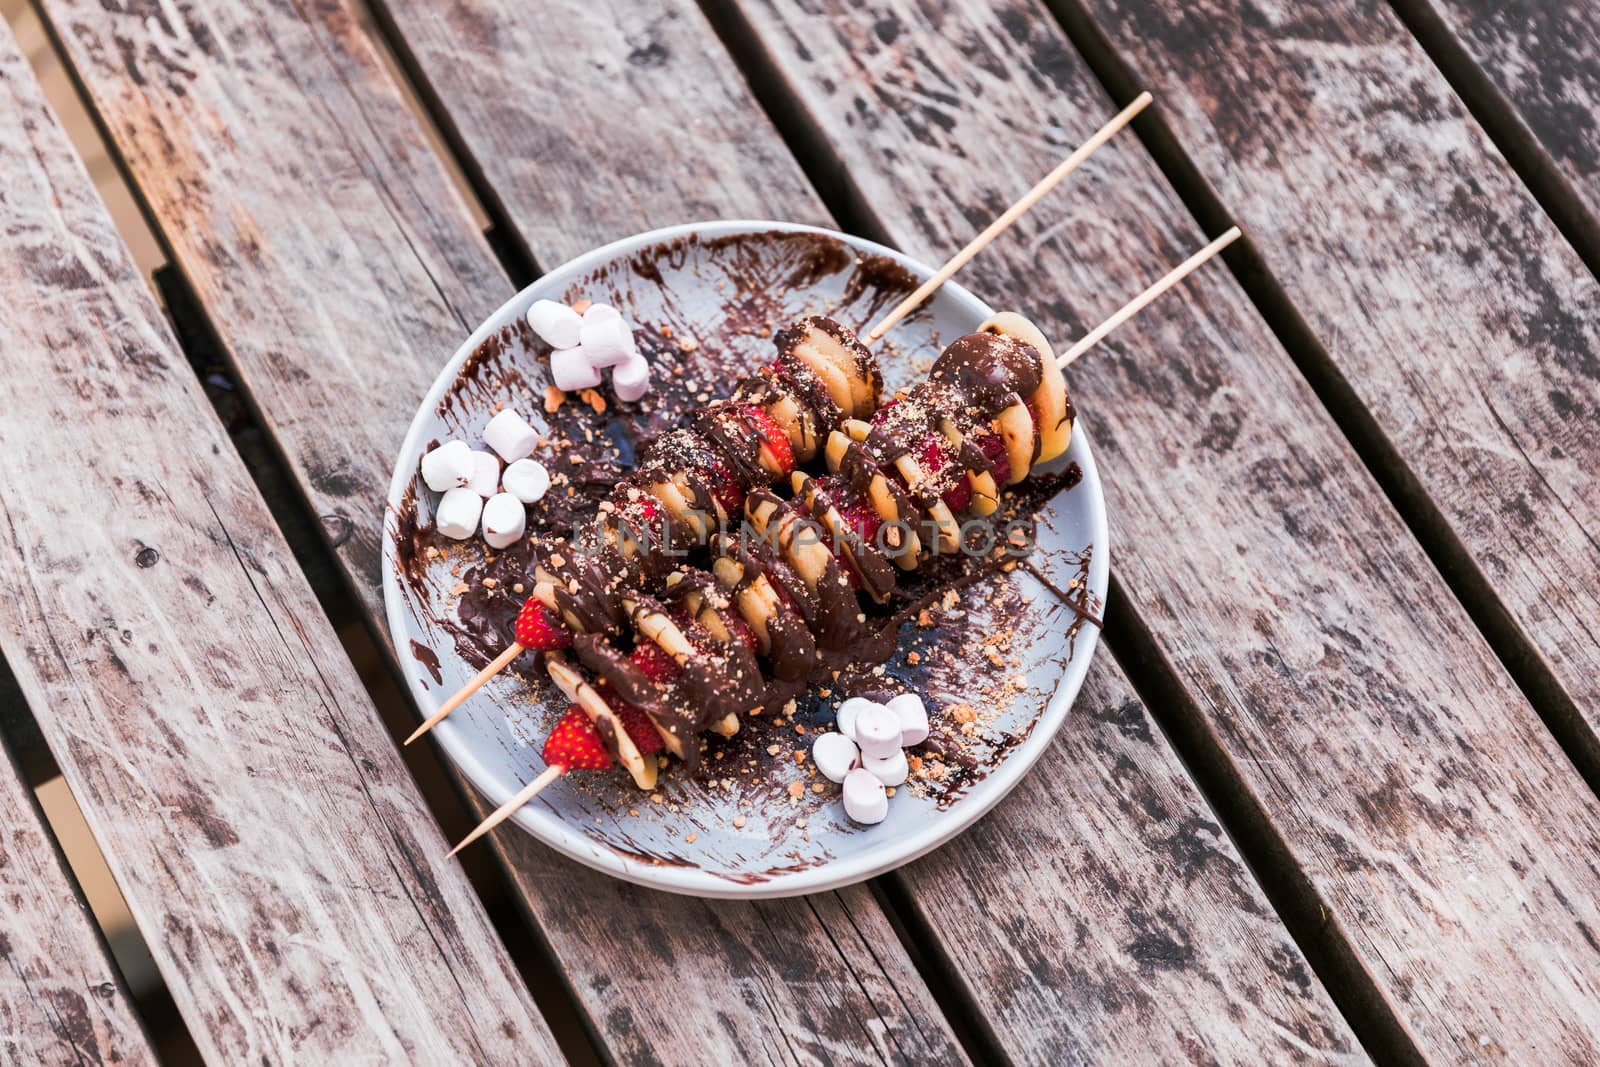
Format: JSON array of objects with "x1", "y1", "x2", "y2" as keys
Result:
[{"x1": 383, "y1": 221, "x2": 1108, "y2": 898}]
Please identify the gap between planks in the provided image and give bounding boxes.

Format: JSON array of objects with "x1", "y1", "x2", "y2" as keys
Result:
[{"x1": 1036, "y1": 0, "x2": 1600, "y2": 803}]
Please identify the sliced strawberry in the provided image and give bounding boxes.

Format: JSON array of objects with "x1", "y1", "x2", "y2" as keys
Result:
[
  {"x1": 1026, "y1": 401, "x2": 1042, "y2": 432},
  {"x1": 975, "y1": 432, "x2": 1011, "y2": 485},
  {"x1": 542, "y1": 707, "x2": 612, "y2": 771},
  {"x1": 630, "y1": 640, "x2": 681, "y2": 683},
  {"x1": 615, "y1": 701, "x2": 665, "y2": 755},
  {"x1": 706, "y1": 459, "x2": 745, "y2": 515},
  {"x1": 915, "y1": 434, "x2": 945, "y2": 472},
  {"x1": 838, "y1": 498, "x2": 882, "y2": 544},
  {"x1": 942, "y1": 478, "x2": 973, "y2": 513},
  {"x1": 741, "y1": 405, "x2": 794, "y2": 477},
  {"x1": 514, "y1": 600, "x2": 573, "y2": 651},
  {"x1": 870, "y1": 397, "x2": 900, "y2": 423}
]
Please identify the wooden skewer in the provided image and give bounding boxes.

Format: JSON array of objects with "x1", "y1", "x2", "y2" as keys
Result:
[
  {"x1": 863, "y1": 90, "x2": 1153, "y2": 345},
  {"x1": 1057, "y1": 227, "x2": 1241, "y2": 368},
  {"x1": 409, "y1": 97, "x2": 1150, "y2": 750},
  {"x1": 405, "y1": 642, "x2": 522, "y2": 744},
  {"x1": 451, "y1": 227, "x2": 1245, "y2": 855},
  {"x1": 449, "y1": 764, "x2": 564, "y2": 855}
]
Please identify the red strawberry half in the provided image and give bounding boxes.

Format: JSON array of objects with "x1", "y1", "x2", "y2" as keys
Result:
[
  {"x1": 514, "y1": 600, "x2": 573, "y2": 651},
  {"x1": 542, "y1": 707, "x2": 613, "y2": 771},
  {"x1": 975, "y1": 432, "x2": 1011, "y2": 485},
  {"x1": 742, "y1": 405, "x2": 794, "y2": 477},
  {"x1": 631, "y1": 639, "x2": 682, "y2": 683},
  {"x1": 613, "y1": 700, "x2": 665, "y2": 756}
]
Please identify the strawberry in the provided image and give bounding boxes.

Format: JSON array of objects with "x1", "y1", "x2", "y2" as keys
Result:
[
  {"x1": 631, "y1": 640, "x2": 681, "y2": 683},
  {"x1": 871, "y1": 397, "x2": 900, "y2": 423},
  {"x1": 742, "y1": 405, "x2": 794, "y2": 476},
  {"x1": 514, "y1": 600, "x2": 573, "y2": 651},
  {"x1": 976, "y1": 432, "x2": 1011, "y2": 485},
  {"x1": 915, "y1": 434, "x2": 946, "y2": 472},
  {"x1": 1026, "y1": 401, "x2": 1042, "y2": 434},
  {"x1": 612, "y1": 699, "x2": 666, "y2": 756},
  {"x1": 706, "y1": 459, "x2": 746, "y2": 515},
  {"x1": 942, "y1": 478, "x2": 973, "y2": 513},
  {"x1": 838, "y1": 498, "x2": 882, "y2": 544},
  {"x1": 542, "y1": 707, "x2": 613, "y2": 771}
]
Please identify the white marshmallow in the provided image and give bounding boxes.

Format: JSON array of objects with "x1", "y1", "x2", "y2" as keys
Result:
[
  {"x1": 811, "y1": 732, "x2": 860, "y2": 783},
  {"x1": 484, "y1": 409, "x2": 538, "y2": 463},
  {"x1": 842, "y1": 768, "x2": 888, "y2": 824},
  {"x1": 551, "y1": 346, "x2": 603, "y2": 392},
  {"x1": 582, "y1": 303, "x2": 622, "y2": 326},
  {"x1": 527, "y1": 299, "x2": 582, "y2": 350},
  {"x1": 854, "y1": 703, "x2": 902, "y2": 760},
  {"x1": 481, "y1": 492, "x2": 526, "y2": 550},
  {"x1": 862, "y1": 749, "x2": 909, "y2": 787},
  {"x1": 466, "y1": 450, "x2": 500, "y2": 497},
  {"x1": 420, "y1": 439, "x2": 473, "y2": 492},
  {"x1": 612, "y1": 353, "x2": 651, "y2": 403},
  {"x1": 886, "y1": 692, "x2": 929, "y2": 747},
  {"x1": 501, "y1": 459, "x2": 550, "y2": 504},
  {"x1": 435, "y1": 487, "x2": 483, "y2": 540},
  {"x1": 834, "y1": 697, "x2": 876, "y2": 742},
  {"x1": 579, "y1": 313, "x2": 635, "y2": 369}
]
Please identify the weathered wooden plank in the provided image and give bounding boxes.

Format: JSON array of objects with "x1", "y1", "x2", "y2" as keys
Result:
[
  {"x1": 370, "y1": 0, "x2": 831, "y2": 257},
  {"x1": 352, "y1": 0, "x2": 1358, "y2": 1058},
  {"x1": 0, "y1": 20, "x2": 558, "y2": 1063},
  {"x1": 1431, "y1": 0, "x2": 1600, "y2": 219},
  {"x1": 0, "y1": 739, "x2": 155, "y2": 1067},
  {"x1": 1079, "y1": 0, "x2": 1600, "y2": 764},
  {"x1": 35, "y1": 0, "x2": 970, "y2": 1059},
  {"x1": 901, "y1": 660, "x2": 1362, "y2": 1064},
  {"x1": 730, "y1": 0, "x2": 1600, "y2": 1060}
]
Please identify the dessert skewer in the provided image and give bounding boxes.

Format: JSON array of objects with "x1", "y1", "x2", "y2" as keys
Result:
[
  {"x1": 407, "y1": 94, "x2": 1149, "y2": 746},
  {"x1": 451, "y1": 226, "x2": 1241, "y2": 851}
]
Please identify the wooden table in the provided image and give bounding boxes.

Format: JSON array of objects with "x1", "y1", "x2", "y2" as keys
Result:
[{"x1": 2, "y1": 0, "x2": 1597, "y2": 1062}]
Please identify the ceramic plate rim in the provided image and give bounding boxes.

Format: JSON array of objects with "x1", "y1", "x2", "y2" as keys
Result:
[{"x1": 382, "y1": 219, "x2": 1109, "y2": 898}]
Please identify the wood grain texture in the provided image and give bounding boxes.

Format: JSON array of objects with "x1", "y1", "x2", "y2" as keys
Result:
[
  {"x1": 732, "y1": 0, "x2": 1600, "y2": 1060},
  {"x1": 900, "y1": 660, "x2": 1362, "y2": 1065},
  {"x1": 35, "y1": 0, "x2": 969, "y2": 1060},
  {"x1": 375, "y1": 0, "x2": 1363, "y2": 1059},
  {"x1": 1433, "y1": 0, "x2": 1600, "y2": 217},
  {"x1": 0, "y1": 21, "x2": 558, "y2": 1064},
  {"x1": 0, "y1": 741, "x2": 154, "y2": 1067},
  {"x1": 1080, "y1": 0, "x2": 1600, "y2": 787},
  {"x1": 371, "y1": 0, "x2": 831, "y2": 260}
]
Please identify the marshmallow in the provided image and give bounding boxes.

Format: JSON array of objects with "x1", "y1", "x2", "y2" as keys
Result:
[
  {"x1": 886, "y1": 693, "x2": 929, "y2": 747},
  {"x1": 551, "y1": 346, "x2": 603, "y2": 392},
  {"x1": 612, "y1": 354, "x2": 651, "y2": 403},
  {"x1": 484, "y1": 409, "x2": 538, "y2": 462},
  {"x1": 481, "y1": 492, "x2": 526, "y2": 550},
  {"x1": 835, "y1": 697, "x2": 876, "y2": 742},
  {"x1": 842, "y1": 768, "x2": 888, "y2": 824},
  {"x1": 862, "y1": 749, "x2": 909, "y2": 787},
  {"x1": 466, "y1": 450, "x2": 500, "y2": 497},
  {"x1": 811, "y1": 732, "x2": 859, "y2": 783},
  {"x1": 502, "y1": 458, "x2": 550, "y2": 504},
  {"x1": 527, "y1": 299, "x2": 582, "y2": 350},
  {"x1": 853, "y1": 702, "x2": 902, "y2": 760},
  {"x1": 420, "y1": 439, "x2": 473, "y2": 492},
  {"x1": 579, "y1": 311, "x2": 635, "y2": 369},
  {"x1": 435, "y1": 487, "x2": 483, "y2": 540}
]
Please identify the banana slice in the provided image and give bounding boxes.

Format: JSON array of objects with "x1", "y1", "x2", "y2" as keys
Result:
[
  {"x1": 746, "y1": 494, "x2": 832, "y2": 591},
  {"x1": 981, "y1": 311, "x2": 1073, "y2": 464},
  {"x1": 713, "y1": 556, "x2": 782, "y2": 652},
  {"x1": 993, "y1": 400, "x2": 1034, "y2": 485},
  {"x1": 804, "y1": 320, "x2": 878, "y2": 416},
  {"x1": 546, "y1": 654, "x2": 658, "y2": 788},
  {"x1": 760, "y1": 389, "x2": 819, "y2": 462},
  {"x1": 646, "y1": 477, "x2": 714, "y2": 542},
  {"x1": 937, "y1": 417, "x2": 1000, "y2": 517}
]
